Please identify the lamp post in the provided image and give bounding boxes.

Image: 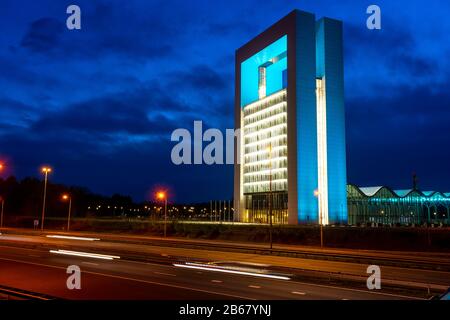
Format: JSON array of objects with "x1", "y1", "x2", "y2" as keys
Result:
[
  {"x1": 41, "y1": 167, "x2": 52, "y2": 231},
  {"x1": 62, "y1": 194, "x2": 72, "y2": 231},
  {"x1": 0, "y1": 197, "x2": 4, "y2": 229},
  {"x1": 0, "y1": 163, "x2": 4, "y2": 228},
  {"x1": 157, "y1": 192, "x2": 168, "y2": 237},
  {"x1": 314, "y1": 189, "x2": 324, "y2": 248},
  {"x1": 267, "y1": 144, "x2": 273, "y2": 250}
]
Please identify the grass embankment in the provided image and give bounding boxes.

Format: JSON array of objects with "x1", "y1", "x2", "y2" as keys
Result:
[{"x1": 4, "y1": 216, "x2": 450, "y2": 252}]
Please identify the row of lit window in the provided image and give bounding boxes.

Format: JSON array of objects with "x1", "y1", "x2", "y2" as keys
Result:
[
  {"x1": 244, "y1": 159, "x2": 288, "y2": 172},
  {"x1": 243, "y1": 89, "x2": 287, "y2": 115},
  {"x1": 244, "y1": 149, "x2": 287, "y2": 163},
  {"x1": 245, "y1": 141, "x2": 287, "y2": 155},
  {"x1": 244, "y1": 119, "x2": 287, "y2": 137},
  {"x1": 244, "y1": 128, "x2": 287, "y2": 146},
  {"x1": 244, "y1": 172, "x2": 288, "y2": 184},
  {"x1": 244, "y1": 106, "x2": 286, "y2": 127},
  {"x1": 244, "y1": 180, "x2": 288, "y2": 193}
]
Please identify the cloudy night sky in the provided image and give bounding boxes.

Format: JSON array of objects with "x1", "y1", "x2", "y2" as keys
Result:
[{"x1": 0, "y1": 0, "x2": 449, "y2": 202}]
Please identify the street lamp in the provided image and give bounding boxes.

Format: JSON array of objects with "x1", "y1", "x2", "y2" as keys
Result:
[
  {"x1": 314, "y1": 189, "x2": 324, "y2": 248},
  {"x1": 267, "y1": 144, "x2": 273, "y2": 250},
  {"x1": 0, "y1": 163, "x2": 4, "y2": 228},
  {"x1": 0, "y1": 196, "x2": 4, "y2": 229},
  {"x1": 157, "y1": 191, "x2": 168, "y2": 237},
  {"x1": 41, "y1": 166, "x2": 52, "y2": 231},
  {"x1": 62, "y1": 194, "x2": 72, "y2": 231}
]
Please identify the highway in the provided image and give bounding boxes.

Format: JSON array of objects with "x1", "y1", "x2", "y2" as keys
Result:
[
  {"x1": 0, "y1": 230, "x2": 448, "y2": 300},
  {"x1": 0, "y1": 246, "x2": 415, "y2": 300}
]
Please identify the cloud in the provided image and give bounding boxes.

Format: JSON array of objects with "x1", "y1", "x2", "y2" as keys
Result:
[
  {"x1": 167, "y1": 65, "x2": 230, "y2": 91},
  {"x1": 20, "y1": 18, "x2": 64, "y2": 53},
  {"x1": 346, "y1": 76, "x2": 450, "y2": 190},
  {"x1": 0, "y1": 97, "x2": 39, "y2": 130},
  {"x1": 31, "y1": 84, "x2": 193, "y2": 138}
]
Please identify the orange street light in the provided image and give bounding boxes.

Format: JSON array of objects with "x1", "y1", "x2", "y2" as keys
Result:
[
  {"x1": 61, "y1": 194, "x2": 72, "y2": 231},
  {"x1": 41, "y1": 167, "x2": 52, "y2": 173},
  {"x1": 0, "y1": 163, "x2": 4, "y2": 228},
  {"x1": 157, "y1": 192, "x2": 166, "y2": 200},
  {"x1": 40, "y1": 166, "x2": 52, "y2": 231},
  {"x1": 156, "y1": 191, "x2": 168, "y2": 237}
]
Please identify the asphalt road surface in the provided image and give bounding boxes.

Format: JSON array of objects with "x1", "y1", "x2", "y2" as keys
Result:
[
  {"x1": 0, "y1": 245, "x2": 419, "y2": 300},
  {"x1": 0, "y1": 232, "x2": 449, "y2": 290}
]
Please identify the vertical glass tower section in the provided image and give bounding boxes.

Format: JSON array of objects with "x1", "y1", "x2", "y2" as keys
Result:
[
  {"x1": 234, "y1": 10, "x2": 347, "y2": 225},
  {"x1": 316, "y1": 18, "x2": 348, "y2": 224}
]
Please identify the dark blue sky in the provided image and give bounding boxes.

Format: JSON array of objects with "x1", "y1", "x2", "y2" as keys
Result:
[{"x1": 1, "y1": 0, "x2": 449, "y2": 202}]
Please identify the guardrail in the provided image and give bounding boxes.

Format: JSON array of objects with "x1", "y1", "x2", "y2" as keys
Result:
[
  {"x1": 0, "y1": 285, "x2": 55, "y2": 300},
  {"x1": 101, "y1": 237, "x2": 450, "y2": 272}
]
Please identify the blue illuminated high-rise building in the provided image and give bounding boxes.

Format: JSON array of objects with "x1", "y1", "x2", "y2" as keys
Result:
[{"x1": 233, "y1": 10, "x2": 348, "y2": 225}]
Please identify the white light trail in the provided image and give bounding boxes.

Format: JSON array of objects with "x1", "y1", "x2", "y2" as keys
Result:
[
  {"x1": 46, "y1": 235, "x2": 100, "y2": 241},
  {"x1": 49, "y1": 249, "x2": 120, "y2": 260},
  {"x1": 173, "y1": 263, "x2": 290, "y2": 280}
]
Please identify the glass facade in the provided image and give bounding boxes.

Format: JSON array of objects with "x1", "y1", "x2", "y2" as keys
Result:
[
  {"x1": 241, "y1": 36, "x2": 288, "y2": 223},
  {"x1": 243, "y1": 90, "x2": 288, "y2": 194},
  {"x1": 244, "y1": 192, "x2": 288, "y2": 224},
  {"x1": 347, "y1": 185, "x2": 450, "y2": 225}
]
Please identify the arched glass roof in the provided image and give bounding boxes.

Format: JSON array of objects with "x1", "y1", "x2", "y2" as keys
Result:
[
  {"x1": 347, "y1": 185, "x2": 450, "y2": 200},
  {"x1": 359, "y1": 186, "x2": 383, "y2": 197}
]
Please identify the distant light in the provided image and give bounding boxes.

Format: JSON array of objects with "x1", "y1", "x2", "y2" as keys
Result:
[
  {"x1": 157, "y1": 192, "x2": 166, "y2": 200},
  {"x1": 50, "y1": 249, "x2": 119, "y2": 260},
  {"x1": 46, "y1": 235, "x2": 100, "y2": 241},
  {"x1": 41, "y1": 166, "x2": 52, "y2": 173}
]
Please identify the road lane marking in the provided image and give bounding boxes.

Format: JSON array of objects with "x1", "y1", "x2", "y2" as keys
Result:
[
  {"x1": 46, "y1": 235, "x2": 100, "y2": 241},
  {"x1": 211, "y1": 280, "x2": 223, "y2": 283},
  {"x1": 0, "y1": 252, "x2": 425, "y2": 300},
  {"x1": 287, "y1": 279, "x2": 422, "y2": 299},
  {"x1": 154, "y1": 272, "x2": 176, "y2": 277},
  {"x1": 248, "y1": 285, "x2": 261, "y2": 289},
  {"x1": 49, "y1": 250, "x2": 120, "y2": 260},
  {"x1": 292, "y1": 291, "x2": 306, "y2": 295},
  {"x1": 0, "y1": 256, "x2": 256, "y2": 300}
]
